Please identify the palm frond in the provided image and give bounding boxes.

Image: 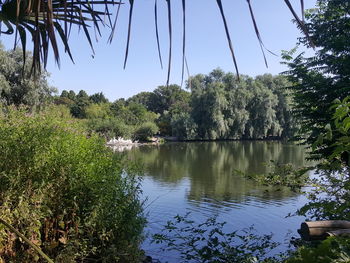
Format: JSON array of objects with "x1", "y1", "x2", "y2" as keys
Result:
[
  {"x1": 154, "y1": 0, "x2": 163, "y2": 69},
  {"x1": 246, "y1": 0, "x2": 277, "y2": 68},
  {"x1": 284, "y1": 0, "x2": 314, "y2": 48},
  {"x1": 0, "y1": 0, "x2": 314, "y2": 81},
  {"x1": 216, "y1": 0, "x2": 239, "y2": 78},
  {"x1": 123, "y1": 0, "x2": 133, "y2": 69},
  {"x1": 180, "y1": 0, "x2": 185, "y2": 87},
  {"x1": 0, "y1": 0, "x2": 122, "y2": 74},
  {"x1": 165, "y1": 0, "x2": 172, "y2": 87}
]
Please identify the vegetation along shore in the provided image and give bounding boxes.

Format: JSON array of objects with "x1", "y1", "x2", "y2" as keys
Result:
[{"x1": 1, "y1": 0, "x2": 350, "y2": 262}]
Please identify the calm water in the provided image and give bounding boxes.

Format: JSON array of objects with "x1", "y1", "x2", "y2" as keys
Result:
[{"x1": 126, "y1": 141, "x2": 309, "y2": 262}]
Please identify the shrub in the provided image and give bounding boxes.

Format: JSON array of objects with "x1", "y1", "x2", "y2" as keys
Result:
[
  {"x1": 0, "y1": 107, "x2": 145, "y2": 262},
  {"x1": 132, "y1": 122, "x2": 159, "y2": 142},
  {"x1": 286, "y1": 237, "x2": 350, "y2": 263},
  {"x1": 87, "y1": 117, "x2": 133, "y2": 139},
  {"x1": 152, "y1": 214, "x2": 280, "y2": 263}
]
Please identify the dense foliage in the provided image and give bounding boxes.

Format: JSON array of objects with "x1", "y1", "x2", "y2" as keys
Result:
[
  {"x1": 0, "y1": 44, "x2": 55, "y2": 109},
  {"x1": 0, "y1": 106, "x2": 145, "y2": 262},
  {"x1": 282, "y1": 1, "x2": 350, "y2": 262},
  {"x1": 55, "y1": 90, "x2": 159, "y2": 141},
  {"x1": 188, "y1": 71, "x2": 294, "y2": 140},
  {"x1": 126, "y1": 71, "x2": 295, "y2": 140},
  {"x1": 283, "y1": 0, "x2": 350, "y2": 160},
  {"x1": 52, "y1": 71, "x2": 294, "y2": 142},
  {"x1": 281, "y1": 0, "x2": 350, "y2": 222},
  {"x1": 153, "y1": 214, "x2": 280, "y2": 263},
  {"x1": 297, "y1": 98, "x2": 350, "y2": 221}
]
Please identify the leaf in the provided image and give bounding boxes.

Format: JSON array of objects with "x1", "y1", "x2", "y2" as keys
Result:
[
  {"x1": 180, "y1": 0, "x2": 186, "y2": 87},
  {"x1": 216, "y1": 0, "x2": 239, "y2": 78},
  {"x1": 54, "y1": 21, "x2": 74, "y2": 63},
  {"x1": 284, "y1": 0, "x2": 315, "y2": 48},
  {"x1": 246, "y1": 0, "x2": 277, "y2": 68},
  {"x1": 108, "y1": 0, "x2": 123, "y2": 43},
  {"x1": 123, "y1": 0, "x2": 134, "y2": 69},
  {"x1": 16, "y1": 25, "x2": 27, "y2": 71},
  {"x1": 165, "y1": 0, "x2": 172, "y2": 87},
  {"x1": 154, "y1": 0, "x2": 163, "y2": 69}
]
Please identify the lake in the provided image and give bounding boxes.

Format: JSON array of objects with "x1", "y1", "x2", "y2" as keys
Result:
[{"x1": 126, "y1": 141, "x2": 309, "y2": 262}]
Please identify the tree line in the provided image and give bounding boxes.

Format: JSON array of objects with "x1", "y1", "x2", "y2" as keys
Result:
[
  {"x1": 53, "y1": 70, "x2": 295, "y2": 141},
  {"x1": 0, "y1": 42, "x2": 295, "y2": 142}
]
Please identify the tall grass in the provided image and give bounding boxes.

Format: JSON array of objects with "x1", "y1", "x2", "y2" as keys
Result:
[{"x1": 0, "y1": 105, "x2": 146, "y2": 262}]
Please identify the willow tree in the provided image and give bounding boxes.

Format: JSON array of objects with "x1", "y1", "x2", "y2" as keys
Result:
[{"x1": 0, "y1": 0, "x2": 310, "y2": 82}]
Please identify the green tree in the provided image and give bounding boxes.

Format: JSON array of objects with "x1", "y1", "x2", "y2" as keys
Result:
[
  {"x1": 60, "y1": 90, "x2": 69, "y2": 98},
  {"x1": 89, "y1": 92, "x2": 108, "y2": 104},
  {"x1": 283, "y1": 0, "x2": 350, "y2": 159},
  {"x1": 0, "y1": 45, "x2": 54, "y2": 108},
  {"x1": 148, "y1": 84, "x2": 190, "y2": 115},
  {"x1": 70, "y1": 90, "x2": 91, "y2": 118},
  {"x1": 244, "y1": 82, "x2": 279, "y2": 139},
  {"x1": 85, "y1": 103, "x2": 111, "y2": 119},
  {"x1": 133, "y1": 122, "x2": 159, "y2": 141},
  {"x1": 188, "y1": 69, "x2": 292, "y2": 140},
  {"x1": 67, "y1": 90, "x2": 76, "y2": 101},
  {"x1": 127, "y1": 92, "x2": 154, "y2": 110},
  {"x1": 190, "y1": 74, "x2": 228, "y2": 140}
]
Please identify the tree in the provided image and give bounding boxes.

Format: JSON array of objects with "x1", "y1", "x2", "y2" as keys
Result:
[
  {"x1": 127, "y1": 92, "x2": 154, "y2": 110},
  {"x1": 190, "y1": 75, "x2": 228, "y2": 140},
  {"x1": 60, "y1": 90, "x2": 69, "y2": 98},
  {"x1": 85, "y1": 103, "x2": 111, "y2": 119},
  {"x1": 187, "y1": 69, "x2": 292, "y2": 140},
  {"x1": 244, "y1": 80, "x2": 280, "y2": 139},
  {"x1": 0, "y1": 44, "x2": 54, "y2": 108},
  {"x1": 90, "y1": 92, "x2": 109, "y2": 104},
  {"x1": 68, "y1": 90, "x2": 76, "y2": 101},
  {"x1": 70, "y1": 90, "x2": 90, "y2": 118},
  {"x1": 283, "y1": 0, "x2": 350, "y2": 160},
  {"x1": 133, "y1": 122, "x2": 159, "y2": 141},
  {"x1": 147, "y1": 85, "x2": 189, "y2": 115},
  {"x1": 282, "y1": 0, "x2": 350, "y2": 228}
]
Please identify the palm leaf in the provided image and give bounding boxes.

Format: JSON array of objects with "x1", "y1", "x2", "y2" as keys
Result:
[
  {"x1": 246, "y1": 0, "x2": 277, "y2": 68},
  {"x1": 216, "y1": 0, "x2": 239, "y2": 78},
  {"x1": 284, "y1": 0, "x2": 314, "y2": 48},
  {"x1": 165, "y1": 0, "x2": 172, "y2": 87},
  {"x1": 0, "y1": 0, "x2": 314, "y2": 80},
  {"x1": 123, "y1": 0, "x2": 134, "y2": 69},
  {"x1": 180, "y1": 0, "x2": 185, "y2": 87},
  {"x1": 0, "y1": 0, "x2": 123, "y2": 73},
  {"x1": 154, "y1": 0, "x2": 163, "y2": 69}
]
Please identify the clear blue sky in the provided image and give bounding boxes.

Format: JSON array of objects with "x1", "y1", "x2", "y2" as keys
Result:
[{"x1": 2, "y1": 0, "x2": 316, "y2": 101}]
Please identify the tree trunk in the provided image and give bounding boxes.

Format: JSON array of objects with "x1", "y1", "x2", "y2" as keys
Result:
[{"x1": 298, "y1": 221, "x2": 350, "y2": 241}]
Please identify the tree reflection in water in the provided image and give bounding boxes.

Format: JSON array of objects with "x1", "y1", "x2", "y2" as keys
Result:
[{"x1": 127, "y1": 141, "x2": 308, "y2": 204}]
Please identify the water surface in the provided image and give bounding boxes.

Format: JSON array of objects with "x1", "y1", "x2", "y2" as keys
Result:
[{"x1": 127, "y1": 141, "x2": 309, "y2": 262}]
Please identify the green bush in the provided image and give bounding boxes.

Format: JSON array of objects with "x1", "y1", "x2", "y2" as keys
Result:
[
  {"x1": 0, "y1": 107, "x2": 145, "y2": 262},
  {"x1": 287, "y1": 237, "x2": 350, "y2": 263},
  {"x1": 132, "y1": 122, "x2": 159, "y2": 142},
  {"x1": 152, "y1": 214, "x2": 280, "y2": 263},
  {"x1": 87, "y1": 117, "x2": 133, "y2": 139}
]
